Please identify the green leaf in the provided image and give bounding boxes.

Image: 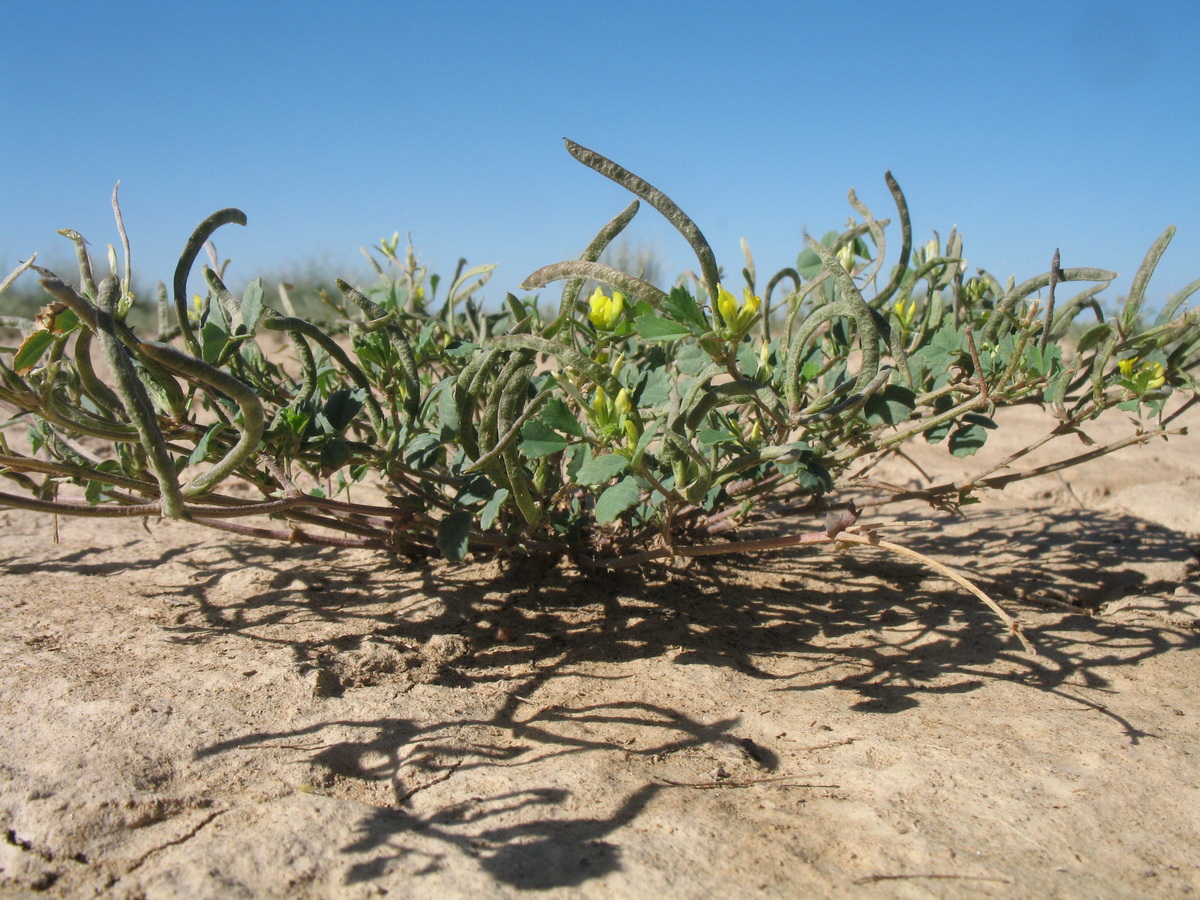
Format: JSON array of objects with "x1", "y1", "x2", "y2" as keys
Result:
[
  {"x1": 949, "y1": 420, "x2": 990, "y2": 457},
  {"x1": 630, "y1": 417, "x2": 662, "y2": 466},
  {"x1": 200, "y1": 319, "x2": 228, "y2": 365},
  {"x1": 437, "y1": 510, "x2": 473, "y2": 562},
  {"x1": 443, "y1": 340, "x2": 478, "y2": 360},
  {"x1": 433, "y1": 378, "x2": 459, "y2": 438},
  {"x1": 480, "y1": 488, "x2": 508, "y2": 530},
  {"x1": 11, "y1": 330, "x2": 56, "y2": 374},
  {"x1": 662, "y1": 285, "x2": 709, "y2": 333},
  {"x1": 575, "y1": 453, "x2": 628, "y2": 485},
  {"x1": 797, "y1": 246, "x2": 823, "y2": 280},
  {"x1": 187, "y1": 424, "x2": 224, "y2": 467},
  {"x1": 636, "y1": 366, "x2": 671, "y2": 408},
  {"x1": 864, "y1": 385, "x2": 916, "y2": 426},
  {"x1": 405, "y1": 432, "x2": 442, "y2": 468},
  {"x1": 595, "y1": 476, "x2": 641, "y2": 525},
  {"x1": 320, "y1": 436, "x2": 351, "y2": 471},
  {"x1": 519, "y1": 420, "x2": 570, "y2": 458},
  {"x1": 1076, "y1": 322, "x2": 1114, "y2": 354},
  {"x1": 697, "y1": 427, "x2": 738, "y2": 446},
  {"x1": 540, "y1": 397, "x2": 585, "y2": 437},
  {"x1": 321, "y1": 389, "x2": 365, "y2": 433},
  {"x1": 634, "y1": 314, "x2": 694, "y2": 341},
  {"x1": 240, "y1": 278, "x2": 264, "y2": 332}
]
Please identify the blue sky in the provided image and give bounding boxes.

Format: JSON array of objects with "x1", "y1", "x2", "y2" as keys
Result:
[{"x1": 2, "y1": 1, "x2": 1198, "y2": 310}]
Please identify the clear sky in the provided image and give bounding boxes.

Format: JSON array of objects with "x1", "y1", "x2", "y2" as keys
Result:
[{"x1": 2, "y1": 1, "x2": 1198, "y2": 310}]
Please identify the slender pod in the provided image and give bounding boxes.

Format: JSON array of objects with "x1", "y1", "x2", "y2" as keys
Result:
[
  {"x1": 1120, "y1": 226, "x2": 1175, "y2": 335},
  {"x1": 872, "y1": 171, "x2": 913, "y2": 308},
  {"x1": 137, "y1": 340, "x2": 265, "y2": 497},
  {"x1": 763, "y1": 267, "x2": 801, "y2": 343},
  {"x1": 564, "y1": 139, "x2": 721, "y2": 303},
  {"x1": 336, "y1": 279, "x2": 420, "y2": 419},
  {"x1": 173, "y1": 209, "x2": 247, "y2": 355},
  {"x1": 983, "y1": 267, "x2": 1116, "y2": 343},
  {"x1": 546, "y1": 200, "x2": 642, "y2": 342},
  {"x1": 260, "y1": 314, "x2": 386, "y2": 439},
  {"x1": 93, "y1": 277, "x2": 186, "y2": 518},
  {"x1": 57, "y1": 229, "x2": 97, "y2": 299},
  {"x1": 489, "y1": 334, "x2": 623, "y2": 397},
  {"x1": 522, "y1": 260, "x2": 668, "y2": 310}
]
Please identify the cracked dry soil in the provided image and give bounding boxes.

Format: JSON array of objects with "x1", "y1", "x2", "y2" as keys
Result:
[{"x1": 1, "y1": 404, "x2": 1199, "y2": 899}]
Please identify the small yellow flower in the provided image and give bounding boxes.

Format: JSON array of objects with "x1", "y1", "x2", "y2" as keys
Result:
[
  {"x1": 588, "y1": 287, "x2": 625, "y2": 330},
  {"x1": 592, "y1": 384, "x2": 609, "y2": 420},
  {"x1": 893, "y1": 297, "x2": 918, "y2": 329},
  {"x1": 614, "y1": 388, "x2": 633, "y2": 416},
  {"x1": 1119, "y1": 357, "x2": 1167, "y2": 391},
  {"x1": 837, "y1": 242, "x2": 857, "y2": 272},
  {"x1": 715, "y1": 283, "x2": 761, "y2": 335}
]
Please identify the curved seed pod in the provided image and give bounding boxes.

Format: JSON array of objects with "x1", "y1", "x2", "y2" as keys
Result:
[
  {"x1": 872, "y1": 305, "x2": 913, "y2": 388},
  {"x1": 675, "y1": 360, "x2": 725, "y2": 419},
  {"x1": 1120, "y1": 226, "x2": 1175, "y2": 335},
  {"x1": 795, "y1": 366, "x2": 894, "y2": 425},
  {"x1": 0, "y1": 256, "x2": 38, "y2": 296},
  {"x1": 1050, "y1": 282, "x2": 1109, "y2": 336},
  {"x1": 983, "y1": 267, "x2": 1117, "y2": 343},
  {"x1": 56, "y1": 229, "x2": 97, "y2": 299},
  {"x1": 260, "y1": 315, "x2": 386, "y2": 440},
  {"x1": 464, "y1": 391, "x2": 549, "y2": 475},
  {"x1": 336, "y1": 279, "x2": 420, "y2": 420},
  {"x1": 763, "y1": 268, "x2": 800, "y2": 343},
  {"x1": 846, "y1": 189, "x2": 887, "y2": 287},
  {"x1": 1090, "y1": 327, "x2": 1120, "y2": 404},
  {"x1": 488, "y1": 334, "x2": 623, "y2": 397},
  {"x1": 550, "y1": 201, "x2": 641, "y2": 341},
  {"x1": 173, "y1": 209, "x2": 247, "y2": 356},
  {"x1": 564, "y1": 139, "x2": 721, "y2": 303},
  {"x1": 38, "y1": 267, "x2": 186, "y2": 416},
  {"x1": 786, "y1": 239, "x2": 883, "y2": 414},
  {"x1": 1157, "y1": 276, "x2": 1200, "y2": 325},
  {"x1": 783, "y1": 271, "x2": 832, "y2": 351},
  {"x1": 872, "y1": 172, "x2": 913, "y2": 308},
  {"x1": 288, "y1": 331, "x2": 318, "y2": 408},
  {"x1": 137, "y1": 340, "x2": 265, "y2": 497},
  {"x1": 479, "y1": 352, "x2": 534, "y2": 461},
  {"x1": 72, "y1": 329, "x2": 124, "y2": 414},
  {"x1": 521, "y1": 260, "x2": 668, "y2": 310},
  {"x1": 683, "y1": 378, "x2": 782, "y2": 432},
  {"x1": 784, "y1": 300, "x2": 841, "y2": 412},
  {"x1": 453, "y1": 347, "x2": 503, "y2": 459},
  {"x1": 496, "y1": 361, "x2": 541, "y2": 526},
  {"x1": 93, "y1": 277, "x2": 186, "y2": 518},
  {"x1": 203, "y1": 266, "x2": 244, "y2": 327}
]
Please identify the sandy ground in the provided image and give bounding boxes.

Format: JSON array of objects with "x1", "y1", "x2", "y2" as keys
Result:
[{"x1": 2, "y1": 402, "x2": 1199, "y2": 898}]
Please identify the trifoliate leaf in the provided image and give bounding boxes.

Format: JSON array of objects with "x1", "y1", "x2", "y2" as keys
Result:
[
  {"x1": 595, "y1": 476, "x2": 641, "y2": 525},
  {"x1": 574, "y1": 453, "x2": 628, "y2": 486},
  {"x1": 437, "y1": 510, "x2": 473, "y2": 562}
]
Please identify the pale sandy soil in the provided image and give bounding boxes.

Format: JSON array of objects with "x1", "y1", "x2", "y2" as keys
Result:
[{"x1": 1, "y1": 403, "x2": 1198, "y2": 898}]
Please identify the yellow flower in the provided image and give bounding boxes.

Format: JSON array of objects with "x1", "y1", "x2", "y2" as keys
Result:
[
  {"x1": 837, "y1": 242, "x2": 856, "y2": 272},
  {"x1": 1119, "y1": 357, "x2": 1167, "y2": 391},
  {"x1": 715, "y1": 283, "x2": 761, "y2": 335},
  {"x1": 588, "y1": 287, "x2": 625, "y2": 330},
  {"x1": 893, "y1": 297, "x2": 918, "y2": 329},
  {"x1": 614, "y1": 388, "x2": 633, "y2": 416}
]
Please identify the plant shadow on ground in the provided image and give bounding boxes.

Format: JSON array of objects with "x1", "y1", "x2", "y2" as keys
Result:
[{"x1": 106, "y1": 504, "x2": 1196, "y2": 889}]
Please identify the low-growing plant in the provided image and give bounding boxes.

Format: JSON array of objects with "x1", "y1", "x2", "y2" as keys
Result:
[{"x1": 3, "y1": 141, "x2": 1199, "y2": 652}]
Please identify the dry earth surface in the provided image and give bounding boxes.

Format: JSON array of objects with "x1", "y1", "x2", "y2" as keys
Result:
[{"x1": 2, "y1": 403, "x2": 1199, "y2": 898}]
